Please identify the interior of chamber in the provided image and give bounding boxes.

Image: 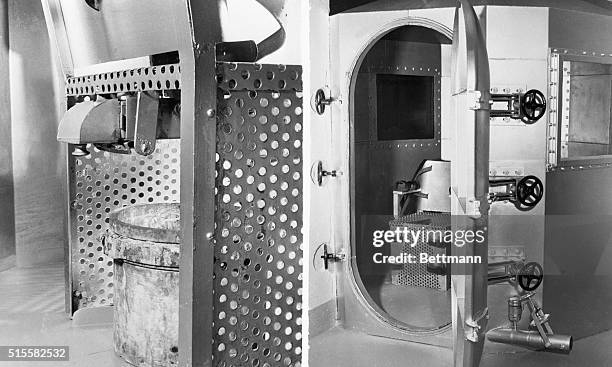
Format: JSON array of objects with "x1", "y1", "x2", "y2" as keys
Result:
[{"x1": 351, "y1": 25, "x2": 453, "y2": 330}]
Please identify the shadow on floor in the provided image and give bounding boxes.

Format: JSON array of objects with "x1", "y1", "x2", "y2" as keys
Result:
[{"x1": 0, "y1": 264, "x2": 128, "y2": 367}]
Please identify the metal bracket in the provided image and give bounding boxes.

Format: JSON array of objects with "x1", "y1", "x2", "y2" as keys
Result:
[
  {"x1": 467, "y1": 90, "x2": 490, "y2": 111},
  {"x1": 134, "y1": 92, "x2": 160, "y2": 156},
  {"x1": 465, "y1": 307, "x2": 489, "y2": 343}
]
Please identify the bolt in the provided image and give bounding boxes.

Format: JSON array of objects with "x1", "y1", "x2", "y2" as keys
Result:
[{"x1": 206, "y1": 109, "x2": 216, "y2": 118}]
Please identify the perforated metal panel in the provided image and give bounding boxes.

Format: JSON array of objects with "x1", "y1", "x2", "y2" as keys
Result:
[
  {"x1": 390, "y1": 212, "x2": 450, "y2": 290},
  {"x1": 66, "y1": 64, "x2": 181, "y2": 96},
  {"x1": 213, "y1": 63, "x2": 303, "y2": 367},
  {"x1": 70, "y1": 140, "x2": 180, "y2": 309}
]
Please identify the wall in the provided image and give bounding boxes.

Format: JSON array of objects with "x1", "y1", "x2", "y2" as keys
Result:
[
  {"x1": 306, "y1": 0, "x2": 337, "y2": 337},
  {"x1": 0, "y1": 0, "x2": 15, "y2": 271},
  {"x1": 224, "y1": 0, "x2": 302, "y2": 65},
  {"x1": 481, "y1": 7, "x2": 549, "y2": 333},
  {"x1": 9, "y1": 0, "x2": 66, "y2": 267}
]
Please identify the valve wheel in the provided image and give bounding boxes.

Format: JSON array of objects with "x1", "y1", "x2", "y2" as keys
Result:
[
  {"x1": 520, "y1": 89, "x2": 546, "y2": 124},
  {"x1": 516, "y1": 175, "x2": 543, "y2": 209},
  {"x1": 518, "y1": 262, "x2": 544, "y2": 291}
]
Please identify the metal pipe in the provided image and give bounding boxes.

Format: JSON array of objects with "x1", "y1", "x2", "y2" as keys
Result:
[
  {"x1": 489, "y1": 260, "x2": 517, "y2": 267},
  {"x1": 487, "y1": 328, "x2": 573, "y2": 354},
  {"x1": 254, "y1": 0, "x2": 287, "y2": 61}
]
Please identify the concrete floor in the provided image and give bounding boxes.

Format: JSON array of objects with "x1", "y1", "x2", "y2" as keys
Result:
[
  {"x1": 310, "y1": 325, "x2": 612, "y2": 367},
  {"x1": 367, "y1": 282, "x2": 451, "y2": 329},
  {"x1": 4, "y1": 264, "x2": 612, "y2": 367},
  {"x1": 0, "y1": 264, "x2": 127, "y2": 367},
  {"x1": 309, "y1": 327, "x2": 453, "y2": 367}
]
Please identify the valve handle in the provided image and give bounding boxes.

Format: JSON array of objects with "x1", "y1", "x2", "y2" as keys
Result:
[
  {"x1": 516, "y1": 175, "x2": 544, "y2": 209},
  {"x1": 518, "y1": 262, "x2": 544, "y2": 291},
  {"x1": 313, "y1": 89, "x2": 335, "y2": 115},
  {"x1": 520, "y1": 89, "x2": 546, "y2": 124}
]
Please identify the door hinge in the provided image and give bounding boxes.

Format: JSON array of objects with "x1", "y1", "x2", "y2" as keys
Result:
[
  {"x1": 466, "y1": 198, "x2": 482, "y2": 219},
  {"x1": 468, "y1": 90, "x2": 490, "y2": 111},
  {"x1": 465, "y1": 307, "x2": 489, "y2": 343}
]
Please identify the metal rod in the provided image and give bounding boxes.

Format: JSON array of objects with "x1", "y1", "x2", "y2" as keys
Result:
[{"x1": 489, "y1": 260, "x2": 517, "y2": 267}]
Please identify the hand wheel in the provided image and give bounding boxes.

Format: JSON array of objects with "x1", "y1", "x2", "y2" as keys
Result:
[
  {"x1": 516, "y1": 175, "x2": 543, "y2": 209},
  {"x1": 520, "y1": 89, "x2": 546, "y2": 124},
  {"x1": 313, "y1": 89, "x2": 334, "y2": 115},
  {"x1": 518, "y1": 262, "x2": 544, "y2": 291}
]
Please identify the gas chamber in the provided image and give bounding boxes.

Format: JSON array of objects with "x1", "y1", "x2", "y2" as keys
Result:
[{"x1": 308, "y1": 1, "x2": 612, "y2": 367}]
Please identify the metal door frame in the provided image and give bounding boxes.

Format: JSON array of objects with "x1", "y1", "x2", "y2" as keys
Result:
[
  {"x1": 330, "y1": 13, "x2": 455, "y2": 347},
  {"x1": 329, "y1": 2, "x2": 491, "y2": 366}
]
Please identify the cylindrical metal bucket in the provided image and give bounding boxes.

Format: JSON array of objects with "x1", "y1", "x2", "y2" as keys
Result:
[{"x1": 104, "y1": 203, "x2": 180, "y2": 367}]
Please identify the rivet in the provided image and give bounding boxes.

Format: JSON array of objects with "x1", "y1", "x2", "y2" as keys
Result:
[{"x1": 207, "y1": 109, "x2": 216, "y2": 118}]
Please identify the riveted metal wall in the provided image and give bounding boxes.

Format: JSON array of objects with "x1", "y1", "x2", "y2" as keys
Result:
[
  {"x1": 213, "y1": 63, "x2": 303, "y2": 367},
  {"x1": 70, "y1": 140, "x2": 180, "y2": 310}
]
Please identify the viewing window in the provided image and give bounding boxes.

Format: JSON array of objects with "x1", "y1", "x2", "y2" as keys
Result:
[
  {"x1": 560, "y1": 60, "x2": 612, "y2": 161},
  {"x1": 376, "y1": 74, "x2": 435, "y2": 141}
]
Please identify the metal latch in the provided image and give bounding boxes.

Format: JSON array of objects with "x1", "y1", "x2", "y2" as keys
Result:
[
  {"x1": 313, "y1": 89, "x2": 337, "y2": 115},
  {"x1": 134, "y1": 92, "x2": 160, "y2": 156},
  {"x1": 465, "y1": 307, "x2": 489, "y2": 343},
  {"x1": 320, "y1": 244, "x2": 345, "y2": 270},
  {"x1": 314, "y1": 161, "x2": 342, "y2": 187}
]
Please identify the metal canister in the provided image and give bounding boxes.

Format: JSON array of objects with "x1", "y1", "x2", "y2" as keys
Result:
[{"x1": 104, "y1": 203, "x2": 181, "y2": 367}]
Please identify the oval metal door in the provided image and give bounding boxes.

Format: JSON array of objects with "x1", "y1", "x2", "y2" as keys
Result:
[
  {"x1": 449, "y1": 2, "x2": 491, "y2": 367},
  {"x1": 327, "y1": 1, "x2": 491, "y2": 366},
  {"x1": 328, "y1": 8, "x2": 457, "y2": 349}
]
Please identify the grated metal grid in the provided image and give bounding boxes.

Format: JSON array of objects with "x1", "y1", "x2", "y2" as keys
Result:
[
  {"x1": 213, "y1": 63, "x2": 303, "y2": 367},
  {"x1": 70, "y1": 140, "x2": 180, "y2": 309},
  {"x1": 390, "y1": 212, "x2": 450, "y2": 290}
]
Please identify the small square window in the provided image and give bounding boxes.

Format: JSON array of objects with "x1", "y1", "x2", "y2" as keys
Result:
[
  {"x1": 376, "y1": 74, "x2": 435, "y2": 141},
  {"x1": 561, "y1": 60, "x2": 612, "y2": 160}
]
